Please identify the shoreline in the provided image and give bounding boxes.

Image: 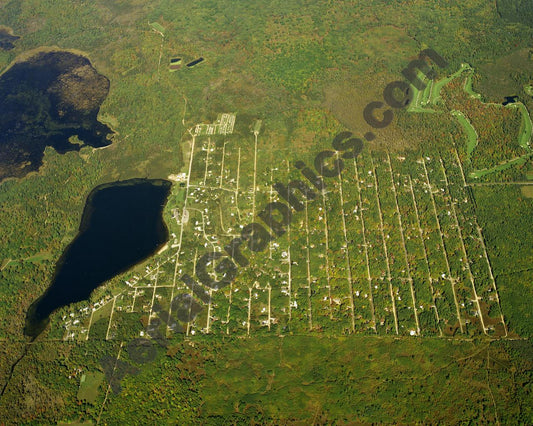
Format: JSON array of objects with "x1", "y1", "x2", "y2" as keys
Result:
[{"x1": 0, "y1": 45, "x2": 95, "y2": 78}]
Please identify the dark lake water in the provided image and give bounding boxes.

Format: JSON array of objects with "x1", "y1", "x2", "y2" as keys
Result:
[
  {"x1": 0, "y1": 50, "x2": 112, "y2": 181},
  {"x1": 0, "y1": 28, "x2": 19, "y2": 50},
  {"x1": 24, "y1": 179, "x2": 172, "y2": 338},
  {"x1": 502, "y1": 95, "x2": 518, "y2": 106}
]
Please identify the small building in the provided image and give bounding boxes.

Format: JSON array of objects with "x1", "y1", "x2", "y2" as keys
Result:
[
  {"x1": 194, "y1": 113, "x2": 236, "y2": 136},
  {"x1": 169, "y1": 57, "x2": 182, "y2": 72},
  {"x1": 186, "y1": 57, "x2": 204, "y2": 67}
]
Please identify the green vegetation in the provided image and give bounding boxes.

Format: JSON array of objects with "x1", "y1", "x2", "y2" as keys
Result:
[
  {"x1": 409, "y1": 62, "x2": 532, "y2": 178},
  {"x1": 517, "y1": 102, "x2": 532, "y2": 149},
  {"x1": 198, "y1": 336, "x2": 533, "y2": 424},
  {"x1": 77, "y1": 371, "x2": 105, "y2": 404},
  {"x1": 496, "y1": 0, "x2": 533, "y2": 26},
  {"x1": 452, "y1": 110, "x2": 478, "y2": 156},
  {"x1": 148, "y1": 22, "x2": 165, "y2": 35},
  {"x1": 1, "y1": 336, "x2": 532, "y2": 424},
  {"x1": 1, "y1": 0, "x2": 532, "y2": 423},
  {"x1": 474, "y1": 185, "x2": 533, "y2": 336}
]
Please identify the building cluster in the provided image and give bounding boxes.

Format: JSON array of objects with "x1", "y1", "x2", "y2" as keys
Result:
[{"x1": 194, "y1": 113, "x2": 236, "y2": 136}]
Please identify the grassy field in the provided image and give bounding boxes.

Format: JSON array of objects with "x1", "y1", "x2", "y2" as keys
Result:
[{"x1": 77, "y1": 371, "x2": 105, "y2": 404}]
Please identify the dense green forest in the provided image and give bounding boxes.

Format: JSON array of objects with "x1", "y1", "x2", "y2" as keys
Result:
[{"x1": 497, "y1": 0, "x2": 533, "y2": 27}]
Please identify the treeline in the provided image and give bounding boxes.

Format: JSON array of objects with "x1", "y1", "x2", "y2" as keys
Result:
[{"x1": 496, "y1": 0, "x2": 533, "y2": 27}]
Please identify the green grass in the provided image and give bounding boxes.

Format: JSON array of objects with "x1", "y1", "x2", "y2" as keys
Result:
[
  {"x1": 469, "y1": 152, "x2": 533, "y2": 179},
  {"x1": 77, "y1": 371, "x2": 105, "y2": 404},
  {"x1": 452, "y1": 110, "x2": 478, "y2": 157},
  {"x1": 516, "y1": 102, "x2": 532, "y2": 150},
  {"x1": 149, "y1": 22, "x2": 165, "y2": 34}
]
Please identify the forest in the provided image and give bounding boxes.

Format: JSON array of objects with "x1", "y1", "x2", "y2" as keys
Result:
[{"x1": 0, "y1": 0, "x2": 532, "y2": 423}]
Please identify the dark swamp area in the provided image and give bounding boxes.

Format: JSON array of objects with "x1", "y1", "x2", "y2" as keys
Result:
[
  {"x1": 0, "y1": 27, "x2": 19, "y2": 50},
  {"x1": 0, "y1": 50, "x2": 112, "y2": 181},
  {"x1": 25, "y1": 179, "x2": 172, "y2": 338}
]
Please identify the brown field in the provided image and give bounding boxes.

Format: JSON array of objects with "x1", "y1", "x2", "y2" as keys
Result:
[
  {"x1": 521, "y1": 185, "x2": 533, "y2": 198},
  {"x1": 476, "y1": 48, "x2": 532, "y2": 101}
]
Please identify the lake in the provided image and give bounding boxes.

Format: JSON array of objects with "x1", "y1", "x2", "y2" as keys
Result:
[
  {"x1": 24, "y1": 179, "x2": 172, "y2": 338},
  {"x1": 0, "y1": 50, "x2": 112, "y2": 181}
]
